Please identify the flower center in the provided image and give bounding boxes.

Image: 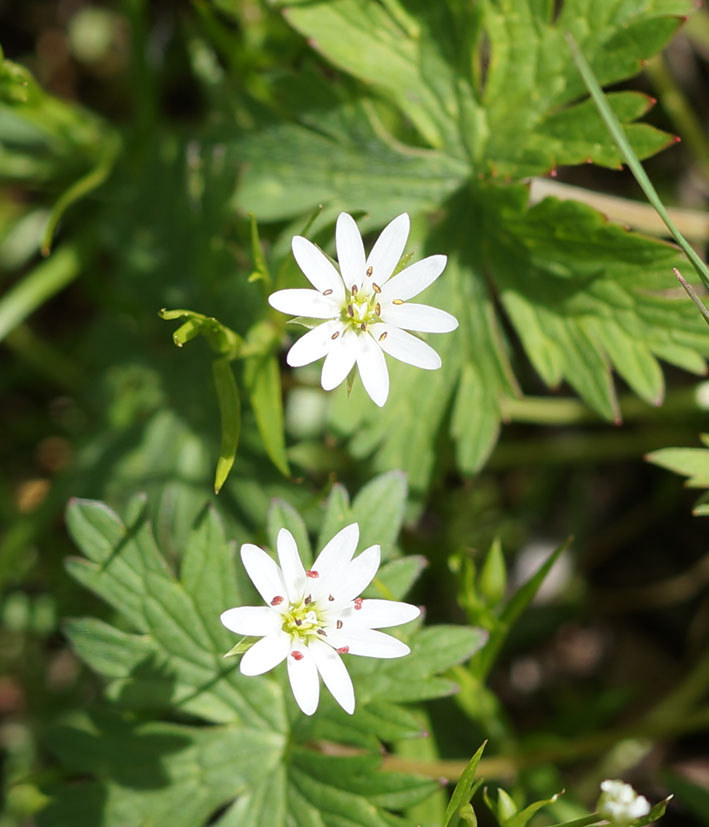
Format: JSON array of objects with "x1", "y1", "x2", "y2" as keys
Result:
[
  {"x1": 341, "y1": 284, "x2": 382, "y2": 332},
  {"x1": 281, "y1": 596, "x2": 326, "y2": 641}
]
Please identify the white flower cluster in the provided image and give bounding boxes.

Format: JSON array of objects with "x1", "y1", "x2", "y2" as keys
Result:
[{"x1": 597, "y1": 779, "x2": 651, "y2": 825}]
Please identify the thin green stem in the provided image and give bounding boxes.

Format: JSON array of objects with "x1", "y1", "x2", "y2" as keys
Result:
[
  {"x1": 0, "y1": 245, "x2": 81, "y2": 342},
  {"x1": 566, "y1": 33, "x2": 709, "y2": 296}
]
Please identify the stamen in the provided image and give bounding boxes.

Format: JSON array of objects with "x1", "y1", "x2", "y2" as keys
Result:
[
  {"x1": 331, "y1": 331, "x2": 340, "y2": 340},
  {"x1": 375, "y1": 302, "x2": 381, "y2": 316},
  {"x1": 323, "y1": 289, "x2": 333, "y2": 296},
  {"x1": 360, "y1": 322, "x2": 367, "y2": 331},
  {"x1": 393, "y1": 299, "x2": 404, "y2": 305},
  {"x1": 270, "y1": 596, "x2": 284, "y2": 606},
  {"x1": 317, "y1": 628, "x2": 327, "y2": 636},
  {"x1": 347, "y1": 305, "x2": 354, "y2": 317},
  {"x1": 328, "y1": 595, "x2": 334, "y2": 601},
  {"x1": 351, "y1": 284, "x2": 358, "y2": 295},
  {"x1": 366, "y1": 266, "x2": 373, "y2": 277},
  {"x1": 354, "y1": 597, "x2": 363, "y2": 610},
  {"x1": 372, "y1": 282, "x2": 381, "y2": 293},
  {"x1": 291, "y1": 650, "x2": 304, "y2": 661},
  {"x1": 378, "y1": 332, "x2": 388, "y2": 342},
  {"x1": 306, "y1": 570, "x2": 319, "y2": 579},
  {"x1": 304, "y1": 594, "x2": 312, "y2": 605},
  {"x1": 336, "y1": 620, "x2": 343, "y2": 629},
  {"x1": 295, "y1": 619, "x2": 302, "y2": 626},
  {"x1": 337, "y1": 646, "x2": 350, "y2": 654}
]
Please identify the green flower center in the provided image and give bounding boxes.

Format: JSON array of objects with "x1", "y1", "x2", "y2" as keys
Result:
[
  {"x1": 341, "y1": 287, "x2": 382, "y2": 332},
  {"x1": 281, "y1": 597, "x2": 325, "y2": 641}
]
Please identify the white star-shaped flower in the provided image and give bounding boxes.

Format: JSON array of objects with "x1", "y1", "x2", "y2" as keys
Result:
[
  {"x1": 597, "y1": 780, "x2": 651, "y2": 826},
  {"x1": 220, "y1": 523, "x2": 420, "y2": 716},
  {"x1": 268, "y1": 212, "x2": 458, "y2": 407}
]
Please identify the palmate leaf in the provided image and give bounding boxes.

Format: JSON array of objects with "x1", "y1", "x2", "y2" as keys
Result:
[
  {"x1": 279, "y1": 0, "x2": 686, "y2": 174},
  {"x1": 48, "y1": 478, "x2": 483, "y2": 825}
]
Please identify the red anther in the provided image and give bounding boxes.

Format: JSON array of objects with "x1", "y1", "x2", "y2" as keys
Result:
[
  {"x1": 337, "y1": 646, "x2": 350, "y2": 654},
  {"x1": 271, "y1": 596, "x2": 284, "y2": 606},
  {"x1": 306, "y1": 570, "x2": 319, "y2": 578},
  {"x1": 336, "y1": 620, "x2": 343, "y2": 629},
  {"x1": 354, "y1": 597, "x2": 363, "y2": 610},
  {"x1": 291, "y1": 650, "x2": 304, "y2": 661},
  {"x1": 304, "y1": 594, "x2": 312, "y2": 605}
]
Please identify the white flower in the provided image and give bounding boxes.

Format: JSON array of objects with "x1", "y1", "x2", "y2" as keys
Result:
[
  {"x1": 220, "y1": 523, "x2": 420, "y2": 716},
  {"x1": 597, "y1": 780, "x2": 651, "y2": 825},
  {"x1": 268, "y1": 212, "x2": 458, "y2": 407}
]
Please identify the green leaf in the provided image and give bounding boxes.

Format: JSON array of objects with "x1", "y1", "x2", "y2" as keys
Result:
[
  {"x1": 351, "y1": 471, "x2": 408, "y2": 561},
  {"x1": 442, "y1": 741, "x2": 486, "y2": 827},
  {"x1": 647, "y1": 438, "x2": 709, "y2": 516},
  {"x1": 234, "y1": 94, "x2": 467, "y2": 223},
  {"x1": 473, "y1": 538, "x2": 570, "y2": 679},
  {"x1": 282, "y1": 0, "x2": 468, "y2": 151},
  {"x1": 212, "y1": 357, "x2": 241, "y2": 494},
  {"x1": 478, "y1": 538, "x2": 506, "y2": 606},
  {"x1": 159, "y1": 307, "x2": 242, "y2": 357},
  {"x1": 243, "y1": 332, "x2": 290, "y2": 476},
  {"x1": 503, "y1": 791, "x2": 563, "y2": 827}
]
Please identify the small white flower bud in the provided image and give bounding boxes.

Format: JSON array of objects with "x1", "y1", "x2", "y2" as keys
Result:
[{"x1": 597, "y1": 779, "x2": 650, "y2": 826}]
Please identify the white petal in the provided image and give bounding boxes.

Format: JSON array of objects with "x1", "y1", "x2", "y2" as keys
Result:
[
  {"x1": 356, "y1": 333, "x2": 389, "y2": 407},
  {"x1": 320, "y1": 329, "x2": 358, "y2": 391},
  {"x1": 292, "y1": 236, "x2": 346, "y2": 300},
  {"x1": 220, "y1": 606, "x2": 282, "y2": 636},
  {"x1": 286, "y1": 321, "x2": 343, "y2": 368},
  {"x1": 379, "y1": 254, "x2": 447, "y2": 302},
  {"x1": 240, "y1": 630, "x2": 290, "y2": 676},
  {"x1": 345, "y1": 599, "x2": 420, "y2": 630},
  {"x1": 380, "y1": 302, "x2": 459, "y2": 333},
  {"x1": 277, "y1": 528, "x2": 306, "y2": 604},
  {"x1": 268, "y1": 288, "x2": 339, "y2": 319},
  {"x1": 364, "y1": 213, "x2": 410, "y2": 291},
  {"x1": 369, "y1": 323, "x2": 441, "y2": 370},
  {"x1": 240, "y1": 544, "x2": 287, "y2": 607},
  {"x1": 309, "y1": 639, "x2": 355, "y2": 714},
  {"x1": 287, "y1": 643, "x2": 320, "y2": 715},
  {"x1": 334, "y1": 545, "x2": 381, "y2": 604},
  {"x1": 311, "y1": 523, "x2": 360, "y2": 588},
  {"x1": 336, "y1": 213, "x2": 366, "y2": 291},
  {"x1": 330, "y1": 628, "x2": 410, "y2": 659}
]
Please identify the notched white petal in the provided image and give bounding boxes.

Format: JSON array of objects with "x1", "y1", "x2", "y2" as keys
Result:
[
  {"x1": 336, "y1": 212, "x2": 366, "y2": 291},
  {"x1": 292, "y1": 235, "x2": 346, "y2": 299},
  {"x1": 240, "y1": 631, "x2": 290, "y2": 676},
  {"x1": 332, "y1": 628, "x2": 410, "y2": 659},
  {"x1": 311, "y1": 523, "x2": 360, "y2": 590},
  {"x1": 220, "y1": 606, "x2": 282, "y2": 636},
  {"x1": 320, "y1": 329, "x2": 358, "y2": 391},
  {"x1": 357, "y1": 333, "x2": 390, "y2": 407},
  {"x1": 277, "y1": 528, "x2": 306, "y2": 603},
  {"x1": 365, "y1": 213, "x2": 410, "y2": 289},
  {"x1": 287, "y1": 643, "x2": 320, "y2": 715},
  {"x1": 310, "y1": 639, "x2": 355, "y2": 714},
  {"x1": 379, "y1": 254, "x2": 447, "y2": 302},
  {"x1": 334, "y1": 544, "x2": 381, "y2": 603},
  {"x1": 380, "y1": 302, "x2": 459, "y2": 333},
  {"x1": 348, "y1": 599, "x2": 420, "y2": 629},
  {"x1": 286, "y1": 320, "x2": 342, "y2": 368},
  {"x1": 369, "y1": 323, "x2": 441, "y2": 370},
  {"x1": 268, "y1": 288, "x2": 339, "y2": 320},
  {"x1": 240, "y1": 543, "x2": 287, "y2": 606}
]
